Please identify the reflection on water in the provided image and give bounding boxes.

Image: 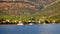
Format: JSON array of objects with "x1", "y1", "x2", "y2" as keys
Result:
[{"x1": 0, "y1": 24, "x2": 60, "y2": 34}]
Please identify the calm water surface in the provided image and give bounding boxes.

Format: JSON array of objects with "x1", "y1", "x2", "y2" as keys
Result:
[{"x1": 0, "y1": 24, "x2": 60, "y2": 34}]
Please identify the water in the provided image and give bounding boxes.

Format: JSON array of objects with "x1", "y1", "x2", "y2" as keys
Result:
[{"x1": 0, "y1": 24, "x2": 60, "y2": 34}]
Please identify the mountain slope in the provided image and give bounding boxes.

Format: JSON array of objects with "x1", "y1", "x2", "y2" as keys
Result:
[
  {"x1": 0, "y1": 1, "x2": 44, "y2": 15},
  {"x1": 0, "y1": 0, "x2": 57, "y2": 16},
  {"x1": 36, "y1": 0, "x2": 60, "y2": 19}
]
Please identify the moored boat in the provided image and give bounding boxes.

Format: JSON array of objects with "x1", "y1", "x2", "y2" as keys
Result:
[
  {"x1": 17, "y1": 21, "x2": 24, "y2": 25},
  {"x1": 29, "y1": 23, "x2": 34, "y2": 25}
]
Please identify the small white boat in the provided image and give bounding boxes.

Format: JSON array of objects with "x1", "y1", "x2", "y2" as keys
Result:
[
  {"x1": 17, "y1": 23, "x2": 24, "y2": 25},
  {"x1": 17, "y1": 21, "x2": 24, "y2": 25},
  {"x1": 29, "y1": 23, "x2": 33, "y2": 25}
]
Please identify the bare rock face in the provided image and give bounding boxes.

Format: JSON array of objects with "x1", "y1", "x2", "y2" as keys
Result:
[{"x1": 0, "y1": 0, "x2": 57, "y2": 15}]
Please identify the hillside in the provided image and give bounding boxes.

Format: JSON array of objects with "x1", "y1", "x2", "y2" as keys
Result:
[
  {"x1": 0, "y1": 0, "x2": 57, "y2": 16},
  {"x1": 0, "y1": 0, "x2": 59, "y2": 20},
  {"x1": 36, "y1": 0, "x2": 60, "y2": 20}
]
